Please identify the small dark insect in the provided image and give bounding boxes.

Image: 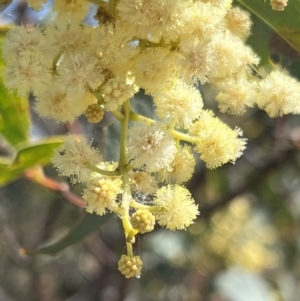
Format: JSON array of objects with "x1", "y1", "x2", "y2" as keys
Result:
[{"x1": 59, "y1": 150, "x2": 66, "y2": 155}]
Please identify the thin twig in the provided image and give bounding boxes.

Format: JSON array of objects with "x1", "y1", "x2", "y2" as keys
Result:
[{"x1": 25, "y1": 167, "x2": 85, "y2": 208}]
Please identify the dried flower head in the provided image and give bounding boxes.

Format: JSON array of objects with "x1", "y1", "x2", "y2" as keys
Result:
[{"x1": 270, "y1": 0, "x2": 288, "y2": 11}]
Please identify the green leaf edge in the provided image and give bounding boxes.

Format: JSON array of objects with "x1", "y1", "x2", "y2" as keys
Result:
[
  {"x1": 236, "y1": 0, "x2": 300, "y2": 53},
  {"x1": 23, "y1": 212, "x2": 112, "y2": 256}
]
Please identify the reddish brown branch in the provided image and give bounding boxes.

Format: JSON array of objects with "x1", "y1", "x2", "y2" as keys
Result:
[{"x1": 25, "y1": 166, "x2": 85, "y2": 208}]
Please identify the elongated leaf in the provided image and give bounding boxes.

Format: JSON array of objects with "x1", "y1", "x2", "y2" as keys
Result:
[
  {"x1": 0, "y1": 81, "x2": 30, "y2": 146},
  {"x1": 246, "y1": 12, "x2": 274, "y2": 67},
  {"x1": 23, "y1": 212, "x2": 112, "y2": 255},
  {"x1": 237, "y1": 0, "x2": 300, "y2": 53},
  {"x1": 0, "y1": 28, "x2": 31, "y2": 146},
  {"x1": 0, "y1": 137, "x2": 63, "y2": 186}
]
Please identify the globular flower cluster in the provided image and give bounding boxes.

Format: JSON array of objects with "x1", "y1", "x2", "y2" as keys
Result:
[
  {"x1": 131, "y1": 210, "x2": 155, "y2": 234},
  {"x1": 85, "y1": 103, "x2": 105, "y2": 123},
  {"x1": 118, "y1": 255, "x2": 143, "y2": 279},
  {"x1": 2, "y1": 0, "x2": 297, "y2": 278},
  {"x1": 83, "y1": 177, "x2": 123, "y2": 216},
  {"x1": 102, "y1": 77, "x2": 137, "y2": 111}
]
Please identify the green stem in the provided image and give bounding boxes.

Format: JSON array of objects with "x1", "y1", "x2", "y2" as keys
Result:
[
  {"x1": 129, "y1": 112, "x2": 155, "y2": 125},
  {"x1": 90, "y1": 89, "x2": 105, "y2": 104},
  {"x1": 170, "y1": 130, "x2": 198, "y2": 144},
  {"x1": 129, "y1": 111, "x2": 197, "y2": 144},
  {"x1": 126, "y1": 242, "x2": 133, "y2": 257},
  {"x1": 119, "y1": 99, "x2": 132, "y2": 213},
  {"x1": 119, "y1": 100, "x2": 130, "y2": 169},
  {"x1": 86, "y1": 162, "x2": 121, "y2": 176},
  {"x1": 111, "y1": 110, "x2": 125, "y2": 122}
]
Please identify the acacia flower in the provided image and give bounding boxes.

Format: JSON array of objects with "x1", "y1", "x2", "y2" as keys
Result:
[
  {"x1": 57, "y1": 52, "x2": 104, "y2": 101},
  {"x1": 132, "y1": 47, "x2": 183, "y2": 94},
  {"x1": 83, "y1": 177, "x2": 122, "y2": 216},
  {"x1": 215, "y1": 76, "x2": 257, "y2": 115},
  {"x1": 256, "y1": 69, "x2": 300, "y2": 117},
  {"x1": 127, "y1": 123, "x2": 177, "y2": 173},
  {"x1": 154, "y1": 83, "x2": 203, "y2": 129},
  {"x1": 52, "y1": 135, "x2": 102, "y2": 184},
  {"x1": 208, "y1": 32, "x2": 259, "y2": 79},
  {"x1": 45, "y1": 18, "x2": 91, "y2": 58},
  {"x1": 270, "y1": 0, "x2": 288, "y2": 11},
  {"x1": 158, "y1": 146, "x2": 195, "y2": 184},
  {"x1": 225, "y1": 7, "x2": 252, "y2": 41},
  {"x1": 153, "y1": 185, "x2": 199, "y2": 230},
  {"x1": 189, "y1": 111, "x2": 246, "y2": 169},
  {"x1": 35, "y1": 82, "x2": 96, "y2": 123},
  {"x1": 131, "y1": 209, "x2": 155, "y2": 234},
  {"x1": 2, "y1": 26, "x2": 51, "y2": 97},
  {"x1": 118, "y1": 255, "x2": 143, "y2": 279},
  {"x1": 129, "y1": 171, "x2": 157, "y2": 194},
  {"x1": 53, "y1": 0, "x2": 90, "y2": 21},
  {"x1": 102, "y1": 77, "x2": 137, "y2": 111}
]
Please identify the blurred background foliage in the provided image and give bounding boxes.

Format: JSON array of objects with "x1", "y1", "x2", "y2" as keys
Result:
[{"x1": 1, "y1": 0, "x2": 300, "y2": 300}]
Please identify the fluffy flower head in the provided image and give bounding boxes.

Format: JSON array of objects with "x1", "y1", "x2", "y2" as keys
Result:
[
  {"x1": 52, "y1": 135, "x2": 102, "y2": 184},
  {"x1": 57, "y1": 52, "x2": 104, "y2": 100},
  {"x1": 154, "y1": 83, "x2": 203, "y2": 129},
  {"x1": 189, "y1": 111, "x2": 246, "y2": 169},
  {"x1": 153, "y1": 185, "x2": 199, "y2": 230},
  {"x1": 132, "y1": 47, "x2": 182, "y2": 94},
  {"x1": 53, "y1": 0, "x2": 90, "y2": 21},
  {"x1": 127, "y1": 123, "x2": 177, "y2": 172},
  {"x1": 256, "y1": 70, "x2": 300, "y2": 117},
  {"x1": 158, "y1": 146, "x2": 195, "y2": 184},
  {"x1": 35, "y1": 82, "x2": 96, "y2": 123},
  {"x1": 130, "y1": 171, "x2": 157, "y2": 194},
  {"x1": 225, "y1": 7, "x2": 252, "y2": 41},
  {"x1": 215, "y1": 76, "x2": 257, "y2": 115},
  {"x1": 45, "y1": 18, "x2": 91, "y2": 58}
]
